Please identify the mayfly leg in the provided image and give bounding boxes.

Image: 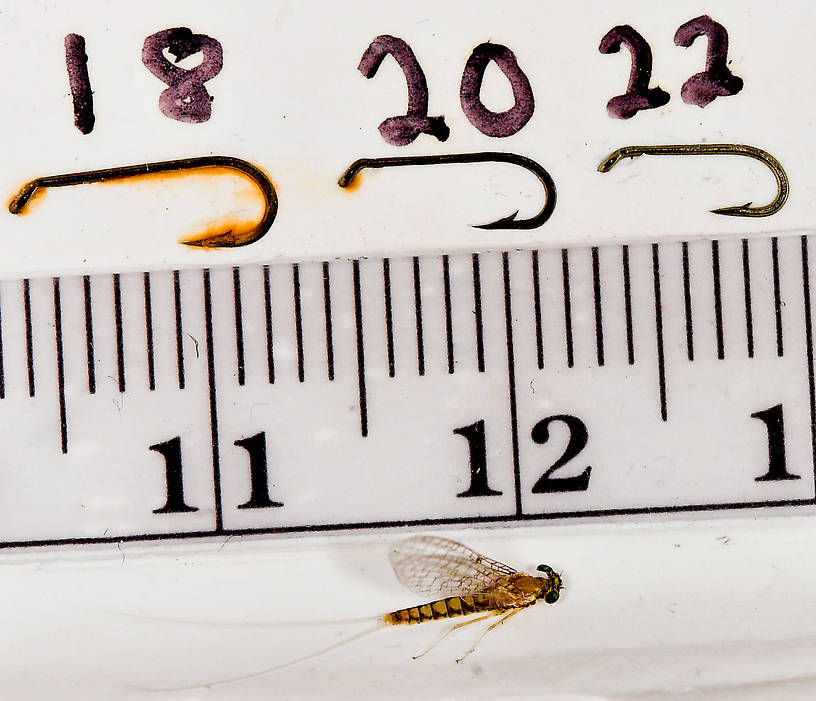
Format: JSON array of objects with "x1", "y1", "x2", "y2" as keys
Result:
[
  {"x1": 456, "y1": 608, "x2": 523, "y2": 664},
  {"x1": 412, "y1": 612, "x2": 498, "y2": 660}
]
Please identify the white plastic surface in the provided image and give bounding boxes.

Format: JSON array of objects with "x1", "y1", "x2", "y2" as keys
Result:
[{"x1": 2, "y1": 1, "x2": 816, "y2": 699}]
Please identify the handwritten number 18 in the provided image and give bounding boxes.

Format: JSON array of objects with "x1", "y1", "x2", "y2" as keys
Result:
[{"x1": 64, "y1": 26, "x2": 223, "y2": 134}]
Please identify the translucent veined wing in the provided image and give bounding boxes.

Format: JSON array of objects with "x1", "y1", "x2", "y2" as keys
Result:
[{"x1": 389, "y1": 536, "x2": 518, "y2": 597}]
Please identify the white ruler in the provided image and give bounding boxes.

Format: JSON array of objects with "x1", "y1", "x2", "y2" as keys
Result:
[{"x1": 0, "y1": 231, "x2": 813, "y2": 549}]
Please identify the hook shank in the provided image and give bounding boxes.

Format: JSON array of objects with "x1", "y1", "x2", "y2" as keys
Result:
[
  {"x1": 598, "y1": 143, "x2": 788, "y2": 217},
  {"x1": 339, "y1": 152, "x2": 556, "y2": 230}
]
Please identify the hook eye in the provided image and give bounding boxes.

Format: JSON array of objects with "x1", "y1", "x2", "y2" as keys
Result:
[{"x1": 9, "y1": 156, "x2": 278, "y2": 248}]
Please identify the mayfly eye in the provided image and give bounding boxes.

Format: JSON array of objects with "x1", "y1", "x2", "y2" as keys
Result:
[
  {"x1": 545, "y1": 591, "x2": 560, "y2": 604},
  {"x1": 537, "y1": 564, "x2": 553, "y2": 574}
]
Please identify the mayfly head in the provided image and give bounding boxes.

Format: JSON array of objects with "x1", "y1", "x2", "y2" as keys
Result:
[{"x1": 536, "y1": 564, "x2": 563, "y2": 604}]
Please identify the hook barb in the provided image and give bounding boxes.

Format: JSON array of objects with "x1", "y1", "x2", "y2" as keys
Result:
[
  {"x1": 598, "y1": 143, "x2": 788, "y2": 217},
  {"x1": 9, "y1": 156, "x2": 278, "y2": 248},
  {"x1": 339, "y1": 152, "x2": 556, "y2": 230}
]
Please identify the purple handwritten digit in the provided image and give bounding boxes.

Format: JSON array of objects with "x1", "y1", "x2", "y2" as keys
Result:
[
  {"x1": 675, "y1": 15, "x2": 743, "y2": 108},
  {"x1": 64, "y1": 34, "x2": 95, "y2": 135},
  {"x1": 460, "y1": 42, "x2": 534, "y2": 137},
  {"x1": 599, "y1": 25, "x2": 670, "y2": 119},
  {"x1": 142, "y1": 27, "x2": 223, "y2": 124},
  {"x1": 358, "y1": 35, "x2": 449, "y2": 146}
]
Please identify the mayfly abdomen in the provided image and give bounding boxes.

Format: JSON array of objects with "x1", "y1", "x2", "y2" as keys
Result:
[{"x1": 383, "y1": 594, "x2": 494, "y2": 626}]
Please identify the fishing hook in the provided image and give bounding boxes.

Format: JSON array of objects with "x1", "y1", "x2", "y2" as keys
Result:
[
  {"x1": 8, "y1": 156, "x2": 278, "y2": 247},
  {"x1": 598, "y1": 143, "x2": 788, "y2": 217},
  {"x1": 339, "y1": 152, "x2": 556, "y2": 230}
]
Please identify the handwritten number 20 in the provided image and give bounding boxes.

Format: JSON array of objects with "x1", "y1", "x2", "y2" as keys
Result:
[{"x1": 360, "y1": 35, "x2": 535, "y2": 144}]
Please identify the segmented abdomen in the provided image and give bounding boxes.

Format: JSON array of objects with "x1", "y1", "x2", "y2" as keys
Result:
[{"x1": 383, "y1": 594, "x2": 495, "y2": 625}]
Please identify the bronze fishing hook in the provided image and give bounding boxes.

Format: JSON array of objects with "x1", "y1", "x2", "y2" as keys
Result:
[{"x1": 598, "y1": 143, "x2": 788, "y2": 217}]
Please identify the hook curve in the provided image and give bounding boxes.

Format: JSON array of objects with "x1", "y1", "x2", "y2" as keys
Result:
[
  {"x1": 339, "y1": 152, "x2": 556, "y2": 230},
  {"x1": 9, "y1": 155, "x2": 278, "y2": 247},
  {"x1": 598, "y1": 143, "x2": 788, "y2": 217}
]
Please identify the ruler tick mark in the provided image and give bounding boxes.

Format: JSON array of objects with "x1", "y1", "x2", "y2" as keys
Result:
[
  {"x1": 442, "y1": 255, "x2": 454, "y2": 374},
  {"x1": 592, "y1": 247, "x2": 604, "y2": 367},
  {"x1": 711, "y1": 241, "x2": 725, "y2": 360},
  {"x1": 383, "y1": 259, "x2": 395, "y2": 378},
  {"x1": 772, "y1": 237, "x2": 784, "y2": 357},
  {"x1": 413, "y1": 256, "x2": 425, "y2": 376},
  {"x1": 112, "y1": 274, "x2": 125, "y2": 393},
  {"x1": 262, "y1": 265, "x2": 275, "y2": 384},
  {"x1": 652, "y1": 244, "x2": 667, "y2": 422},
  {"x1": 53, "y1": 278, "x2": 67, "y2": 454},
  {"x1": 472, "y1": 253, "x2": 485, "y2": 373},
  {"x1": 531, "y1": 250, "x2": 544, "y2": 369},
  {"x1": 561, "y1": 249, "x2": 574, "y2": 368},
  {"x1": 800, "y1": 236, "x2": 816, "y2": 491},
  {"x1": 143, "y1": 272, "x2": 155, "y2": 391},
  {"x1": 622, "y1": 245, "x2": 634, "y2": 365},
  {"x1": 293, "y1": 264, "x2": 305, "y2": 383},
  {"x1": 23, "y1": 279, "x2": 34, "y2": 397},
  {"x1": 82, "y1": 275, "x2": 96, "y2": 394},
  {"x1": 233, "y1": 267, "x2": 246, "y2": 386},
  {"x1": 172, "y1": 270, "x2": 185, "y2": 390},
  {"x1": 742, "y1": 240, "x2": 754, "y2": 359},
  {"x1": 502, "y1": 253, "x2": 522, "y2": 516},
  {"x1": 323, "y1": 262, "x2": 335, "y2": 381},
  {"x1": 681, "y1": 242, "x2": 694, "y2": 362},
  {"x1": 203, "y1": 269, "x2": 224, "y2": 532},
  {"x1": 352, "y1": 260, "x2": 368, "y2": 437}
]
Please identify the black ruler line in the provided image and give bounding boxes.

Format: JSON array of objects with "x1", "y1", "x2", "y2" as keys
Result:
[
  {"x1": 622, "y1": 245, "x2": 634, "y2": 365},
  {"x1": 742, "y1": 239, "x2": 754, "y2": 359},
  {"x1": 772, "y1": 237, "x2": 784, "y2": 357},
  {"x1": 233, "y1": 267, "x2": 246, "y2": 386},
  {"x1": 23, "y1": 278, "x2": 34, "y2": 397},
  {"x1": 502, "y1": 252, "x2": 522, "y2": 516},
  {"x1": 143, "y1": 273, "x2": 155, "y2": 391},
  {"x1": 592, "y1": 247, "x2": 604, "y2": 367},
  {"x1": 711, "y1": 241, "x2": 724, "y2": 361},
  {"x1": 53, "y1": 278, "x2": 67, "y2": 455},
  {"x1": 652, "y1": 244, "x2": 667, "y2": 422},
  {"x1": 561, "y1": 249, "x2": 574, "y2": 368},
  {"x1": 172, "y1": 270, "x2": 185, "y2": 390},
  {"x1": 352, "y1": 260, "x2": 368, "y2": 437},
  {"x1": 531, "y1": 250, "x2": 544, "y2": 369},
  {"x1": 322, "y1": 261, "x2": 335, "y2": 381},
  {"x1": 112, "y1": 274, "x2": 125, "y2": 393},
  {"x1": 382, "y1": 259, "x2": 395, "y2": 378},
  {"x1": 1, "y1": 498, "x2": 811, "y2": 550},
  {"x1": 262, "y1": 265, "x2": 275, "y2": 384},
  {"x1": 681, "y1": 242, "x2": 694, "y2": 362},
  {"x1": 83, "y1": 275, "x2": 96, "y2": 394},
  {"x1": 202, "y1": 269, "x2": 224, "y2": 533},
  {"x1": 801, "y1": 236, "x2": 816, "y2": 492},
  {"x1": 413, "y1": 256, "x2": 425, "y2": 376},
  {"x1": 472, "y1": 253, "x2": 485, "y2": 373},
  {"x1": 293, "y1": 264, "x2": 305, "y2": 383},
  {"x1": 442, "y1": 255, "x2": 454, "y2": 374}
]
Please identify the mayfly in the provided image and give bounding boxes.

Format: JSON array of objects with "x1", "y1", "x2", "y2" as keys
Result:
[
  {"x1": 161, "y1": 536, "x2": 563, "y2": 690},
  {"x1": 384, "y1": 535, "x2": 563, "y2": 661}
]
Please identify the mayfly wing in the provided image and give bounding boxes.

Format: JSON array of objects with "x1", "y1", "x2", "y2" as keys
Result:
[{"x1": 389, "y1": 536, "x2": 518, "y2": 597}]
